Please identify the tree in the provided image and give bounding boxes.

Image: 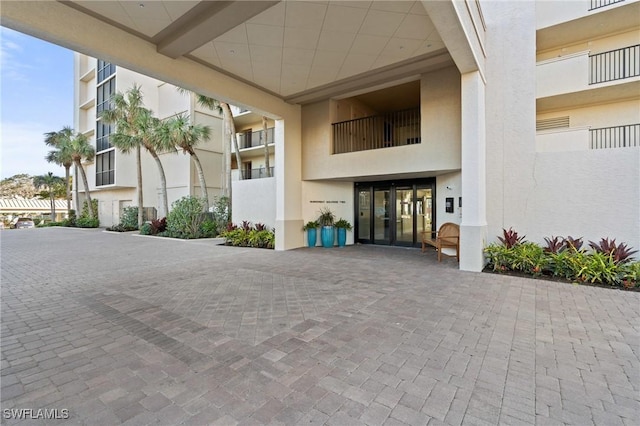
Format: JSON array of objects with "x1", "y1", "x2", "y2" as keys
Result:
[
  {"x1": 100, "y1": 84, "x2": 146, "y2": 226},
  {"x1": 160, "y1": 113, "x2": 212, "y2": 209},
  {"x1": 67, "y1": 132, "x2": 96, "y2": 218},
  {"x1": 177, "y1": 89, "x2": 242, "y2": 203},
  {"x1": 0, "y1": 174, "x2": 38, "y2": 198},
  {"x1": 33, "y1": 172, "x2": 64, "y2": 219},
  {"x1": 44, "y1": 127, "x2": 75, "y2": 211},
  {"x1": 43, "y1": 127, "x2": 94, "y2": 217},
  {"x1": 262, "y1": 116, "x2": 271, "y2": 178}
]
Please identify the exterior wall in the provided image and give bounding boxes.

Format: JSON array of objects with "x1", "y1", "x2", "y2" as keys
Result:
[
  {"x1": 435, "y1": 172, "x2": 462, "y2": 228},
  {"x1": 232, "y1": 177, "x2": 276, "y2": 229},
  {"x1": 301, "y1": 181, "x2": 354, "y2": 247},
  {"x1": 484, "y1": 0, "x2": 537, "y2": 245},
  {"x1": 301, "y1": 66, "x2": 461, "y2": 181}
]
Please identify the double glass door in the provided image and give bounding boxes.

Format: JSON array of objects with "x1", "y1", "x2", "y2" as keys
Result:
[{"x1": 356, "y1": 179, "x2": 435, "y2": 247}]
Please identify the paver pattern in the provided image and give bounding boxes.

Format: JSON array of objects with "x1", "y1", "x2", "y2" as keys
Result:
[{"x1": 1, "y1": 228, "x2": 639, "y2": 425}]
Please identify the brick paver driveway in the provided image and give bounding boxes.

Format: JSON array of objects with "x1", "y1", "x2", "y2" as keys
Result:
[{"x1": 1, "y1": 228, "x2": 639, "y2": 425}]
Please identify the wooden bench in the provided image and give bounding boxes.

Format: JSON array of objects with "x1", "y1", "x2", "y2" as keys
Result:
[{"x1": 422, "y1": 222, "x2": 460, "y2": 262}]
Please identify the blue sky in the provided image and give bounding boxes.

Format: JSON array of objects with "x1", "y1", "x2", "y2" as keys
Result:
[{"x1": 1, "y1": 27, "x2": 74, "y2": 180}]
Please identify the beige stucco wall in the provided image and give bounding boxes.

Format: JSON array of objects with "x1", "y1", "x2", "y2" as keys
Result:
[
  {"x1": 232, "y1": 177, "x2": 276, "y2": 229},
  {"x1": 301, "y1": 181, "x2": 354, "y2": 247}
]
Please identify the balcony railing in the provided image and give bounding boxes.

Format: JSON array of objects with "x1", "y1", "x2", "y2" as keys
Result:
[
  {"x1": 589, "y1": 0, "x2": 624, "y2": 10},
  {"x1": 238, "y1": 128, "x2": 274, "y2": 150},
  {"x1": 243, "y1": 167, "x2": 274, "y2": 180},
  {"x1": 590, "y1": 45, "x2": 640, "y2": 84},
  {"x1": 332, "y1": 108, "x2": 421, "y2": 154},
  {"x1": 590, "y1": 124, "x2": 640, "y2": 149}
]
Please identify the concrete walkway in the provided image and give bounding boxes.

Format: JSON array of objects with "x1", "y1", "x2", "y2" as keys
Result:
[{"x1": 1, "y1": 228, "x2": 638, "y2": 425}]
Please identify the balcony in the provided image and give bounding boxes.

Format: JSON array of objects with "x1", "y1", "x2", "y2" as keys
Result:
[
  {"x1": 332, "y1": 108, "x2": 420, "y2": 154},
  {"x1": 232, "y1": 167, "x2": 274, "y2": 181},
  {"x1": 237, "y1": 128, "x2": 274, "y2": 150},
  {"x1": 536, "y1": 124, "x2": 639, "y2": 151},
  {"x1": 537, "y1": 46, "x2": 640, "y2": 110},
  {"x1": 590, "y1": 124, "x2": 640, "y2": 148},
  {"x1": 589, "y1": 0, "x2": 625, "y2": 10}
]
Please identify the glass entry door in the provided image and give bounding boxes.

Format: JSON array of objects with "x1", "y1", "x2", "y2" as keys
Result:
[{"x1": 355, "y1": 179, "x2": 435, "y2": 247}]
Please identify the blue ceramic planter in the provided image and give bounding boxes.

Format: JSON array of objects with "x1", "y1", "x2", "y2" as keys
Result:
[
  {"x1": 337, "y1": 228, "x2": 347, "y2": 247},
  {"x1": 307, "y1": 228, "x2": 317, "y2": 247},
  {"x1": 321, "y1": 226, "x2": 334, "y2": 248}
]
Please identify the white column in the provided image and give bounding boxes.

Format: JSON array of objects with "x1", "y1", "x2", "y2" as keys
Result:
[
  {"x1": 274, "y1": 114, "x2": 304, "y2": 250},
  {"x1": 460, "y1": 70, "x2": 487, "y2": 271}
]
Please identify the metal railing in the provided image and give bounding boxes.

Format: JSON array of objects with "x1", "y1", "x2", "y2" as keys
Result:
[
  {"x1": 590, "y1": 44, "x2": 640, "y2": 84},
  {"x1": 332, "y1": 108, "x2": 421, "y2": 154},
  {"x1": 589, "y1": 0, "x2": 624, "y2": 10},
  {"x1": 590, "y1": 124, "x2": 639, "y2": 149},
  {"x1": 238, "y1": 128, "x2": 275, "y2": 150},
  {"x1": 244, "y1": 167, "x2": 274, "y2": 180}
]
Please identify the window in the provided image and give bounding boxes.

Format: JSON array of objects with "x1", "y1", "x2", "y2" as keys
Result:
[
  {"x1": 96, "y1": 78, "x2": 115, "y2": 114},
  {"x1": 96, "y1": 150, "x2": 115, "y2": 186},
  {"x1": 96, "y1": 121, "x2": 113, "y2": 152},
  {"x1": 97, "y1": 59, "x2": 116, "y2": 84}
]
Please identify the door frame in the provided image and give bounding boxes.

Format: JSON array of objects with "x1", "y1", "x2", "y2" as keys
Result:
[{"x1": 354, "y1": 178, "x2": 436, "y2": 247}]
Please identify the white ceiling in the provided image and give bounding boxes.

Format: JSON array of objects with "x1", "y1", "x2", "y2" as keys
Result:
[{"x1": 69, "y1": 1, "x2": 445, "y2": 99}]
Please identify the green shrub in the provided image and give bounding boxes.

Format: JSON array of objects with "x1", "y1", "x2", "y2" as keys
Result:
[
  {"x1": 620, "y1": 261, "x2": 640, "y2": 288},
  {"x1": 211, "y1": 196, "x2": 230, "y2": 232},
  {"x1": 33, "y1": 218, "x2": 42, "y2": 226},
  {"x1": 63, "y1": 210, "x2": 77, "y2": 227},
  {"x1": 510, "y1": 243, "x2": 547, "y2": 276},
  {"x1": 166, "y1": 196, "x2": 207, "y2": 239},
  {"x1": 221, "y1": 223, "x2": 275, "y2": 249},
  {"x1": 121, "y1": 206, "x2": 139, "y2": 230},
  {"x1": 576, "y1": 252, "x2": 620, "y2": 285},
  {"x1": 76, "y1": 216, "x2": 99, "y2": 228},
  {"x1": 139, "y1": 223, "x2": 153, "y2": 235},
  {"x1": 200, "y1": 219, "x2": 218, "y2": 238}
]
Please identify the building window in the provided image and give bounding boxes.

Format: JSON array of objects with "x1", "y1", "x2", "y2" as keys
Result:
[
  {"x1": 96, "y1": 150, "x2": 115, "y2": 186},
  {"x1": 96, "y1": 78, "x2": 115, "y2": 114},
  {"x1": 97, "y1": 59, "x2": 116, "y2": 84},
  {"x1": 96, "y1": 121, "x2": 113, "y2": 152}
]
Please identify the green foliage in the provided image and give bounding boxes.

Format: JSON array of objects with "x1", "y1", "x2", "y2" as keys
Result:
[
  {"x1": 334, "y1": 218, "x2": 352, "y2": 231},
  {"x1": 620, "y1": 262, "x2": 640, "y2": 288},
  {"x1": 318, "y1": 208, "x2": 335, "y2": 227},
  {"x1": 80, "y1": 199, "x2": 98, "y2": 220},
  {"x1": 303, "y1": 220, "x2": 319, "y2": 231},
  {"x1": 486, "y1": 231, "x2": 638, "y2": 289},
  {"x1": 121, "y1": 207, "x2": 139, "y2": 230},
  {"x1": 210, "y1": 196, "x2": 230, "y2": 232},
  {"x1": 139, "y1": 223, "x2": 153, "y2": 235},
  {"x1": 76, "y1": 216, "x2": 99, "y2": 228},
  {"x1": 221, "y1": 222, "x2": 275, "y2": 249},
  {"x1": 200, "y1": 219, "x2": 218, "y2": 238},
  {"x1": 63, "y1": 209, "x2": 76, "y2": 227},
  {"x1": 166, "y1": 196, "x2": 207, "y2": 239}
]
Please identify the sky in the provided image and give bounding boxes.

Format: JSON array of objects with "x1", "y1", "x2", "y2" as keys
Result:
[{"x1": 1, "y1": 26, "x2": 74, "y2": 180}]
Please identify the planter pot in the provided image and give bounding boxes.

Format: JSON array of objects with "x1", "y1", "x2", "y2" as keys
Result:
[
  {"x1": 307, "y1": 228, "x2": 317, "y2": 247},
  {"x1": 321, "y1": 226, "x2": 334, "y2": 248},
  {"x1": 337, "y1": 228, "x2": 347, "y2": 247}
]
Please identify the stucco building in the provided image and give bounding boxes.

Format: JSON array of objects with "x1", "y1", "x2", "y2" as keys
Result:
[{"x1": 3, "y1": 0, "x2": 638, "y2": 271}]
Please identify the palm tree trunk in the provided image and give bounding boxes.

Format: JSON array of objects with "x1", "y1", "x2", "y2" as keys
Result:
[
  {"x1": 221, "y1": 103, "x2": 243, "y2": 180},
  {"x1": 146, "y1": 146, "x2": 169, "y2": 218},
  {"x1": 136, "y1": 145, "x2": 144, "y2": 227},
  {"x1": 262, "y1": 116, "x2": 271, "y2": 177},
  {"x1": 65, "y1": 165, "x2": 71, "y2": 211},
  {"x1": 222, "y1": 112, "x2": 232, "y2": 201},
  {"x1": 74, "y1": 164, "x2": 80, "y2": 214},
  {"x1": 75, "y1": 159, "x2": 94, "y2": 219},
  {"x1": 189, "y1": 149, "x2": 209, "y2": 210},
  {"x1": 51, "y1": 192, "x2": 56, "y2": 220}
]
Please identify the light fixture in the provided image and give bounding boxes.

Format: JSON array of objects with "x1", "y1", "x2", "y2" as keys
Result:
[{"x1": 139, "y1": 3, "x2": 144, "y2": 7}]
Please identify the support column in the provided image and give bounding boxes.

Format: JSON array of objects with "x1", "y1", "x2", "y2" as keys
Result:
[
  {"x1": 460, "y1": 70, "x2": 487, "y2": 271},
  {"x1": 274, "y1": 114, "x2": 304, "y2": 250}
]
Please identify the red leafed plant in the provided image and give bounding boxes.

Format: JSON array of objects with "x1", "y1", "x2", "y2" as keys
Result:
[
  {"x1": 150, "y1": 217, "x2": 167, "y2": 234},
  {"x1": 588, "y1": 238, "x2": 638, "y2": 264},
  {"x1": 498, "y1": 228, "x2": 525, "y2": 249}
]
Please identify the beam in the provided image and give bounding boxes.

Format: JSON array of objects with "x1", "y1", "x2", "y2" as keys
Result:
[{"x1": 154, "y1": 1, "x2": 280, "y2": 59}]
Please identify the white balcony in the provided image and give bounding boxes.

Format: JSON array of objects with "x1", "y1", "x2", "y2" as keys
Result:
[
  {"x1": 536, "y1": 127, "x2": 590, "y2": 152},
  {"x1": 537, "y1": 51, "x2": 590, "y2": 99}
]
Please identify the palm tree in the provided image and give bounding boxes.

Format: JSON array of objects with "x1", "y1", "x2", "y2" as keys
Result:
[
  {"x1": 44, "y1": 127, "x2": 74, "y2": 211},
  {"x1": 160, "y1": 113, "x2": 212, "y2": 208},
  {"x1": 33, "y1": 172, "x2": 64, "y2": 219},
  {"x1": 100, "y1": 84, "x2": 146, "y2": 226},
  {"x1": 261, "y1": 116, "x2": 271, "y2": 178},
  {"x1": 177, "y1": 89, "x2": 243, "y2": 197},
  {"x1": 68, "y1": 132, "x2": 96, "y2": 218}
]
